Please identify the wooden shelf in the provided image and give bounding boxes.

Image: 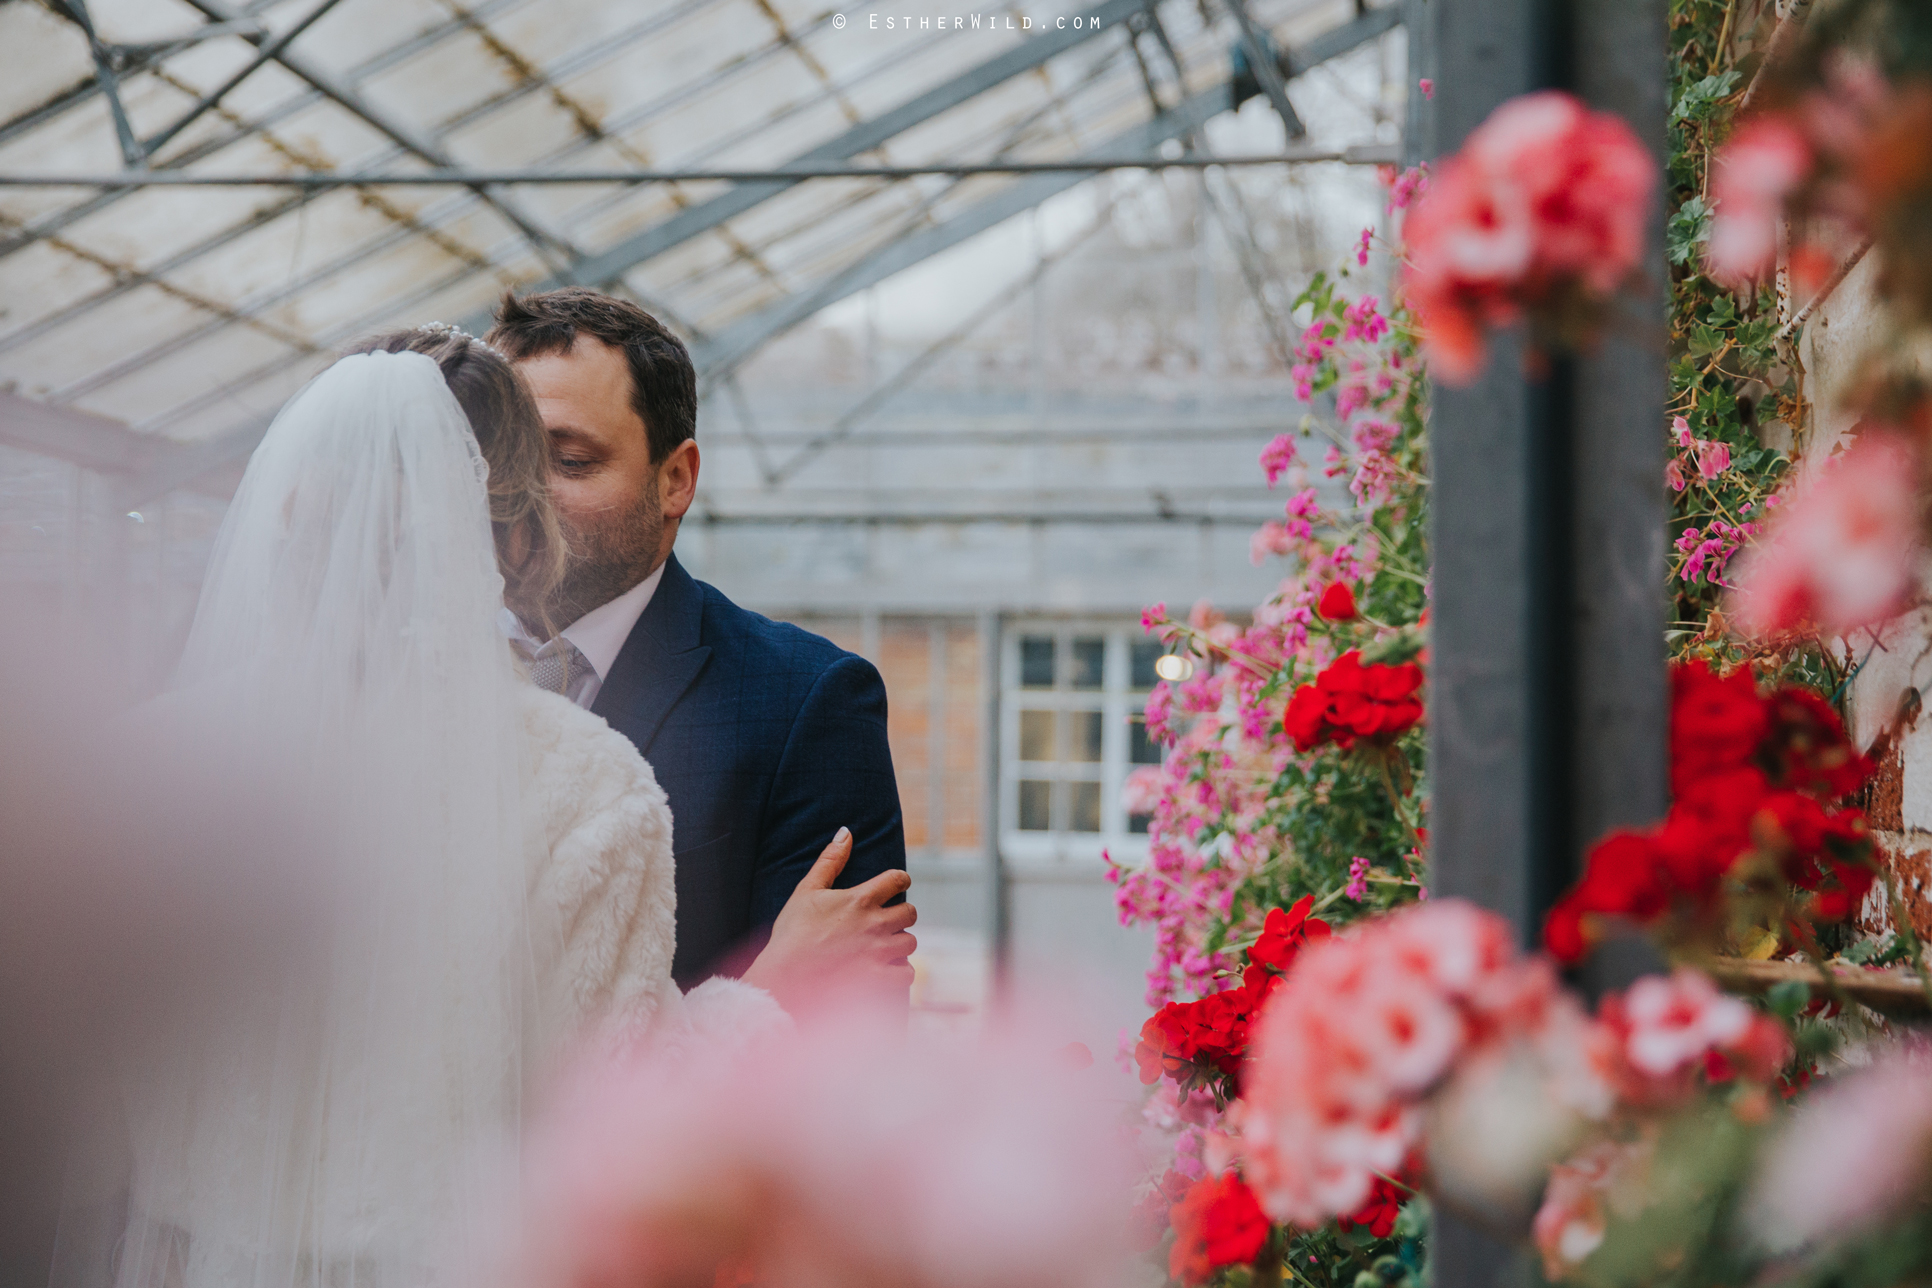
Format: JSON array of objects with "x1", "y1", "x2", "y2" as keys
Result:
[{"x1": 1704, "y1": 956, "x2": 1932, "y2": 1015}]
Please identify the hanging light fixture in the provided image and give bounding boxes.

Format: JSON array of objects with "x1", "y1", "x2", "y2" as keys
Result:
[{"x1": 1153, "y1": 653, "x2": 1195, "y2": 683}]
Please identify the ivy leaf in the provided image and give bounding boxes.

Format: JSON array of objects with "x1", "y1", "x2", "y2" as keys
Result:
[
  {"x1": 1670, "y1": 70, "x2": 1742, "y2": 123},
  {"x1": 1668, "y1": 196, "x2": 1714, "y2": 266}
]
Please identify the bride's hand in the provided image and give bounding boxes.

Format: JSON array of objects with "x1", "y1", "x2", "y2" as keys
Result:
[{"x1": 741, "y1": 828, "x2": 916, "y2": 1013}]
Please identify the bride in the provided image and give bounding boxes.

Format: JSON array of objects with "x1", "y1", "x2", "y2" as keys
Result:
[{"x1": 58, "y1": 330, "x2": 822, "y2": 1288}]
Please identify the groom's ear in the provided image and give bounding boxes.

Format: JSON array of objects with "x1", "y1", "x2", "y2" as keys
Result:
[{"x1": 658, "y1": 439, "x2": 700, "y2": 521}]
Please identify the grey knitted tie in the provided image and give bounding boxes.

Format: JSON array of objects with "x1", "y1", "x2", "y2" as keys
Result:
[{"x1": 524, "y1": 638, "x2": 586, "y2": 696}]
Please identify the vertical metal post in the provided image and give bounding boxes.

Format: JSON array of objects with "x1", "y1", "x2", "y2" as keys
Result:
[
  {"x1": 1569, "y1": 0, "x2": 1671, "y2": 995},
  {"x1": 979, "y1": 611, "x2": 1009, "y2": 981},
  {"x1": 1425, "y1": 0, "x2": 1666, "y2": 1283},
  {"x1": 1402, "y1": 0, "x2": 1436, "y2": 166},
  {"x1": 928, "y1": 621, "x2": 949, "y2": 859}
]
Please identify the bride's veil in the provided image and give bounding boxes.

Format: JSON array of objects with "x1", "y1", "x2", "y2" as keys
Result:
[{"x1": 58, "y1": 350, "x2": 546, "y2": 1288}]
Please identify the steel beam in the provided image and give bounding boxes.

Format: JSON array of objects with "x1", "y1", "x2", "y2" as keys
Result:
[
  {"x1": 0, "y1": 392, "x2": 167, "y2": 475},
  {"x1": 1425, "y1": 0, "x2": 1667, "y2": 1285},
  {"x1": 481, "y1": 0, "x2": 1153, "y2": 306},
  {"x1": 47, "y1": 0, "x2": 144, "y2": 168},
  {"x1": 135, "y1": 0, "x2": 350, "y2": 161},
  {"x1": 0, "y1": 152, "x2": 1398, "y2": 188},
  {"x1": 112, "y1": 415, "x2": 274, "y2": 510},
  {"x1": 692, "y1": 6, "x2": 1405, "y2": 382},
  {"x1": 1223, "y1": 0, "x2": 1307, "y2": 136},
  {"x1": 122, "y1": 3, "x2": 1405, "y2": 499},
  {"x1": 176, "y1": 0, "x2": 580, "y2": 268},
  {"x1": 0, "y1": 0, "x2": 535, "y2": 260},
  {"x1": 0, "y1": 0, "x2": 755, "y2": 352},
  {"x1": 687, "y1": 509, "x2": 1278, "y2": 525}
]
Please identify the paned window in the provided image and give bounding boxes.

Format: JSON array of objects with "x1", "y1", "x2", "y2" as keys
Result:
[{"x1": 1001, "y1": 624, "x2": 1162, "y2": 862}]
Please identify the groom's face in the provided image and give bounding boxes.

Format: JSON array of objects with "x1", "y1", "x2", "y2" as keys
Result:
[{"x1": 517, "y1": 337, "x2": 687, "y2": 625}]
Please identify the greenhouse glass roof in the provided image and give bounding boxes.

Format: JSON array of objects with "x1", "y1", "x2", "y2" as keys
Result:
[{"x1": 0, "y1": 0, "x2": 1406, "y2": 491}]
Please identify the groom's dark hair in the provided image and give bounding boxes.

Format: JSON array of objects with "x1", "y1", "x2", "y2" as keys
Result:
[{"x1": 487, "y1": 288, "x2": 697, "y2": 463}]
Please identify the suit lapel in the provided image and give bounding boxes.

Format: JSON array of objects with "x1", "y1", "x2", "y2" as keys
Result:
[{"x1": 593, "y1": 553, "x2": 712, "y2": 757}]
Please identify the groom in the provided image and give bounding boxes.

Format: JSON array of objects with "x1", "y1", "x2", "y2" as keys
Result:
[{"x1": 487, "y1": 289, "x2": 914, "y2": 1002}]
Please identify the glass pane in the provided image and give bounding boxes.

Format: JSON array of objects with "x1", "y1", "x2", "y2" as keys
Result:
[
  {"x1": 1070, "y1": 636, "x2": 1105, "y2": 689},
  {"x1": 1130, "y1": 641, "x2": 1163, "y2": 689},
  {"x1": 1020, "y1": 636, "x2": 1055, "y2": 688},
  {"x1": 1129, "y1": 717, "x2": 1162, "y2": 765},
  {"x1": 1019, "y1": 710, "x2": 1056, "y2": 762},
  {"x1": 1069, "y1": 710, "x2": 1103, "y2": 762},
  {"x1": 1018, "y1": 780, "x2": 1052, "y2": 831},
  {"x1": 1129, "y1": 813, "x2": 1152, "y2": 835},
  {"x1": 1069, "y1": 781, "x2": 1102, "y2": 832}
]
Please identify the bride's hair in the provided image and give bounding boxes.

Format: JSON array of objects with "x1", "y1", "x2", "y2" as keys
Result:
[{"x1": 342, "y1": 327, "x2": 567, "y2": 634}]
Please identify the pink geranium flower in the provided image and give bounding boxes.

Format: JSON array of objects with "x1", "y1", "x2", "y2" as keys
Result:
[
  {"x1": 1708, "y1": 116, "x2": 1814, "y2": 286},
  {"x1": 1695, "y1": 439, "x2": 1732, "y2": 481},
  {"x1": 518, "y1": 1001, "x2": 1137, "y2": 1288},
  {"x1": 1618, "y1": 969, "x2": 1753, "y2": 1078},
  {"x1": 1533, "y1": 1136, "x2": 1655, "y2": 1279},
  {"x1": 1241, "y1": 900, "x2": 1607, "y2": 1227},
  {"x1": 1259, "y1": 434, "x2": 1300, "y2": 487},
  {"x1": 1401, "y1": 91, "x2": 1655, "y2": 384},
  {"x1": 1729, "y1": 432, "x2": 1921, "y2": 638}
]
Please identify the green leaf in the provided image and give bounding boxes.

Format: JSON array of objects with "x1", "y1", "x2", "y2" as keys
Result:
[
  {"x1": 1667, "y1": 196, "x2": 1714, "y2": 267},
  {"x1": 1765, "y1": 978, "x2": 1811, "y2": 1019}
]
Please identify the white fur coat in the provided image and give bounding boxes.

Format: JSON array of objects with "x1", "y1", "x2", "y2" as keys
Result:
[{"x1": 519, "y1": 686, "x2": 786, "y2": 1051}]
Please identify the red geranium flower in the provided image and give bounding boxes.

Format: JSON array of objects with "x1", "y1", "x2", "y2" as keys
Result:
[
  {"x1": 1318, "y1": 581, "x2": 1359, "y2": 621},
  {"x1": 1547, "y1": 660, "x2": 1878, "y2": 962},
  {"x1": 1246, "y1": 895, "x2": 1333, "y2": 980},
  {"x1": 1765, "y1": 685, "x2": 1872, "y2": 798},
  {"x1": 1283, "y1": 651, "x2": 1425, "y2": 752},
  {"x1": 1135, "y1": 989, "x2": 1256, "y2": 1085},
  {"x1": 1337, "y1": 1173, "x2": 1412, "y2": 1239},
  {"x1": 1670, "y1": 660, "x2": 1769, "y2": 796},
  {"x1": 1168, "y1": 1173, "x2": 1272, "y2": 1286},
  {"x1": 1137, "y1": 898, "x2": 1335, "y2": 1085}
]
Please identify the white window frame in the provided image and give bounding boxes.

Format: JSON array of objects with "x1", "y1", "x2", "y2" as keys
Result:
[{"x1": 998, "y1": 620, "x2": 1159, "y2": 865}]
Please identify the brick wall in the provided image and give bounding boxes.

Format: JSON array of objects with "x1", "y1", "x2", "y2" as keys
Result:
[{"x1": 789, "y1": 614, "x2": 986, "y2": 858}]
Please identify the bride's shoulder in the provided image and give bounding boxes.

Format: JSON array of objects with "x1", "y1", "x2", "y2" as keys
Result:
[{"x1": 518, "y1": 687, "x2": 666, "y2": 820}]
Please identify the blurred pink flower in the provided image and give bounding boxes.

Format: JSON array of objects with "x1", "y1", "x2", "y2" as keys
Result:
[
  {"x1": 1665, "y1": 458, "x2": 1686, "y2": 492},
  {"x1": 1592, "y1": 969, "x2": 1790, "y2": 1109},
  {"x1": 518, "y1": 1004, "x2": 1137, "y2": 1288},
  {"x1": 1401, "y1": 92, "x2": 1655, "y2": 384},
  {"x1": 1251, "y1": 521, "x2": 1296, "y2": 565},
  {"x1": 1729, "y1": 432, "x2": 1921, "y2": 638},
  {"x1": 1386, "y1": 163, "x2": 1431, "y2": 213},
  {"x1": 1419, "y1": 79, "x2": 1435, "y2": 101},
  {"x1": 1123, "y1": 766, "x2": 1164, "y2": 815},
  {"x1": 1533, "y1": 1135, "x2": 1655, "y2": 1280},
  {"x1": 1708, "y1": 116, "x2": 1813, "y2": 285},
  {"x1": 1619, "y1": 969, "x2": 1752, "y2": 1078},
  {"x1": 1260, "y1": 434, "x2": 1300, "y2": 487},
  {"x1": 1241, "y1": 900, "x2": 1604, "y2": 1226},
  {"x1": 1695, "y1": 439, "x2": 1732, "y2": 481},
  {"x1": 1672, "y1": 416, "x2": 1695, "y2": 448},
  {"x1": 1747, "y1": 1046, "x2": 1932, "y2": 1252}
]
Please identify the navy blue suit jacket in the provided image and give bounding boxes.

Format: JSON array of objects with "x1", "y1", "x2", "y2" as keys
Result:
[{"x1": 592, "y1": 554, "x2": 907, "y2": 985}]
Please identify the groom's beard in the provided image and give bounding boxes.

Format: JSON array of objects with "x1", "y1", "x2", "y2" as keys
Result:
[{"x1": 548, "y1": 478, "x2": 664, "y2": 630}]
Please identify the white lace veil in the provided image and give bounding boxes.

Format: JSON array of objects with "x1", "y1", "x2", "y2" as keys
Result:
[{"x1": 56, "y1": 350, "x2": 545, "y2": 1288}]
